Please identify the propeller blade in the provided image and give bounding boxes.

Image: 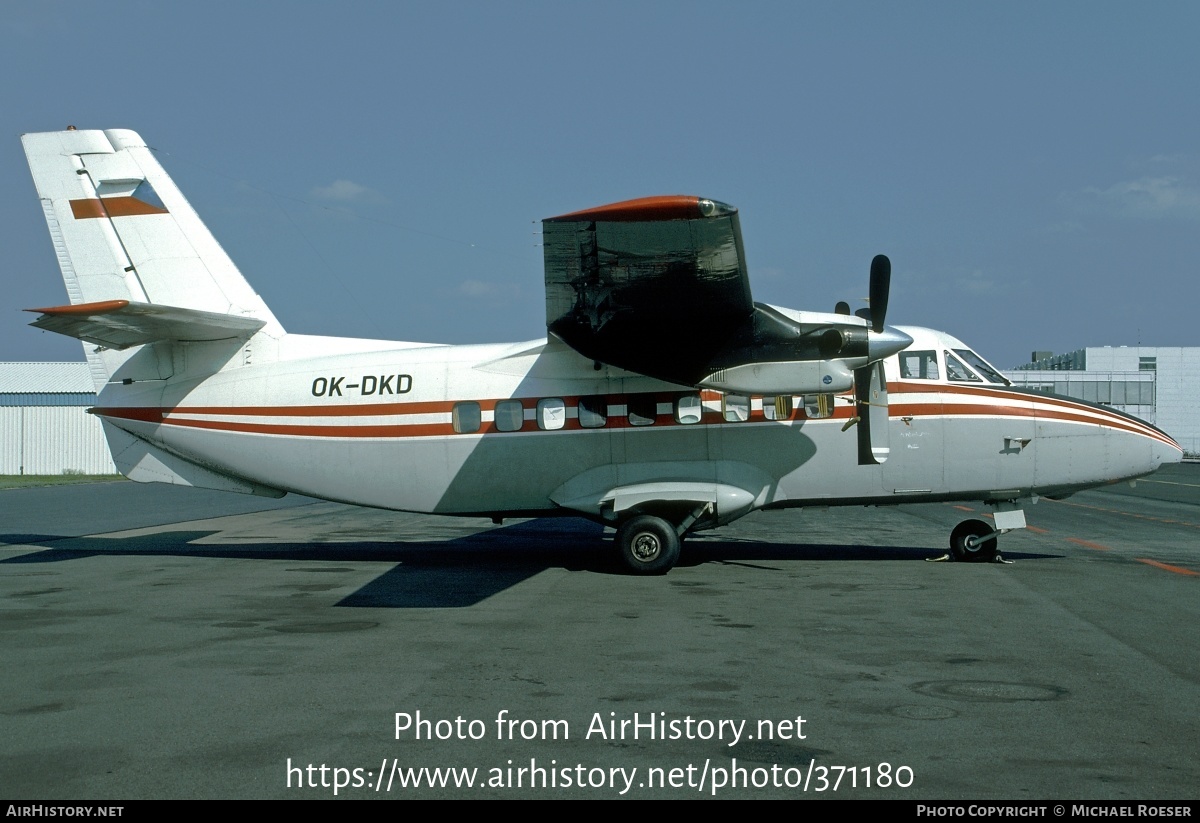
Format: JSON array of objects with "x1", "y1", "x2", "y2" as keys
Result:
[
  {"x1": 853, "y1": 365, "x2": 875, "y2": 464},
  {"x1": 834, "y1": 301, "x2": 851, "y2": 316},
  {"x1": 852, "y1": 361, "x2": 891, "y2": 465},
  {"x1": 869, "y1": 254, "x2": 891, "y2": 334}
]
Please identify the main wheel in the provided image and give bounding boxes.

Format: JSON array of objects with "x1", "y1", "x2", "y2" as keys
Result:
[
  {"x1": 616, "y1": 514, "x2": 681, "y2": 575},
  {"x1": 950, "y1": 519, "x2": 998, "y2": 563}
]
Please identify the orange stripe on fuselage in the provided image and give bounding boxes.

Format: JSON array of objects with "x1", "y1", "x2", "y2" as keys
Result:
[
  {"x1": 890, "y1": 380, "x2": 1177, "y2": 450},
  {"x1": 88, "y1": 380, "x2": 1179, "y2": 447}
]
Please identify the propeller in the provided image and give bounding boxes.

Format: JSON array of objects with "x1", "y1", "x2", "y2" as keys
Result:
[
  {"x1": 843, "y1": 254, "x2": 905, "y2": 465},
  {"x1": 868, "y1": 254, "x2": 890, "y2": 333},
  {"x1": 836, "y1": 254, "x2": 889, "y2": 332}
]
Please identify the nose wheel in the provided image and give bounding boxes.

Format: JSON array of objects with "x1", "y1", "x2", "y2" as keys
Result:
[
  {"x1": 950, "y1": 519, "x2": 999, "y2": 563},
  {"x1": 615, "y1": 514, "x2": 681, "y2": 575}
]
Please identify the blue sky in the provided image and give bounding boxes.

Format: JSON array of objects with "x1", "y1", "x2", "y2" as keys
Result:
[{"x1": 3, "y1": 1, "x2": 1198, "y2": 368}]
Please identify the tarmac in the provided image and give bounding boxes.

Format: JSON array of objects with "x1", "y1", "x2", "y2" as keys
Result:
[{"x1": 1, "y1": 464, "x2": 1197, "y2": 799}]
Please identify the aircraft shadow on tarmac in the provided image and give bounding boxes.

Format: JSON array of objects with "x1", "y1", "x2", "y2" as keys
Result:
[{"x1": 0, "y1": 518, "x2": 1063, "y2": 608}]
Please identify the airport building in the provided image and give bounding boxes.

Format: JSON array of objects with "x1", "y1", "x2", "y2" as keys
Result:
[
  {"x1": 1005, "y1": 346, "x2": 1200, "y2": 459},
  {"x1": 0, "y1": 362, "x2": 116, "y2": 475}
]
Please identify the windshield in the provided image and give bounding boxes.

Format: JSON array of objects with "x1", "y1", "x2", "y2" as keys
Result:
[
  {"x1": 953, "y1": 349, "x2": 1010, "y2": 385},
  {"x1": 944, "y1": 350, "x2": 982, "y2": 382}
]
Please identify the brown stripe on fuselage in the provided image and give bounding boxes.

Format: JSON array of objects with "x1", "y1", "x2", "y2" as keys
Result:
[{"x1": 87, "y1": 381, "x2": 1179, "y2": 448}]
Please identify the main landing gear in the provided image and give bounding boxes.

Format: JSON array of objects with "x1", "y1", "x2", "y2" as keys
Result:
[
  {"x1": 610, "y1": 501, "x2": 716, "y2": 575},
  {"x1": 615, "y1": 514, "x2": 682, "y2": 575}
]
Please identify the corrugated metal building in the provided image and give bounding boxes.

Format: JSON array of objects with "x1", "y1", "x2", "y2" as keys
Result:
[
  {"x1": 0, "y1": 362, "x2": 117, "y2": 475},
  {"x1": 1007, "y1": 346, "x2": 1200, "y2": 459}
]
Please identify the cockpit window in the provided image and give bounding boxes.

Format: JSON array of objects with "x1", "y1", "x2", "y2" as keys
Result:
[
  {"x1": 944, "y1": 350, "x2": 982, "y2": 382},
  {"x1": 953, "y1": 349, "x2": 1010, "y2": 385},
  {"x1": 898, "y1": 350, "x2": 940, "y2": 380}
]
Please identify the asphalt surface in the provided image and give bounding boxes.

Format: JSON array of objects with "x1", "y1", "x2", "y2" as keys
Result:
[{"x1": 1, "y1": 464, "x2": 1197, "y2": 799}]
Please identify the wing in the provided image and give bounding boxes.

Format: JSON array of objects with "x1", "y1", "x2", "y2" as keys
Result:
[
  {"x1": 543, "y1": 195, "x2": 881, "y2": 392},
  {"x1": 543, "y1": 196, "x2": 755, "y2": 386}
]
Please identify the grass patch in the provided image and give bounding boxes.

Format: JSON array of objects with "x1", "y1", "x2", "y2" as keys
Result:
[{"x1": 0, "y1": 474, "x2": 125, "y2": 490}]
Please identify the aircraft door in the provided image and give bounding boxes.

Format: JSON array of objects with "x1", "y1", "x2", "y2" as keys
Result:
[{"x1": 882, "y1": 395, "x2": 944, "y2": 494}]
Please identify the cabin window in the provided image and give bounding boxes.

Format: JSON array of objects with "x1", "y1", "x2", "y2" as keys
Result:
[
  {"x1": 675, "y1": 394, "x2": 703, "y2": 425},
  {"x1": 945, "y1": 351, "x2": 982, "y2": 382},
  {"x1": 722, "y1": 394, "x2": 749, "y2": 422},
  {"x1": 452, "y1": 401, "x2": 481, "y2": 433},
  {"x1": 762, "y1": 395, "x2": 793, "y2": 420},
  {"x1": 494, "y1": 399, "x2": 524, "y2": 432},
  {"x1": 578, "y1": 395, "x2": 607, "y2": 428},
  {"x1": 537, "y1": 398, "x2": 566, "y2": 430},
  {"x1": 899, "y1": 350, "x2": 940, "y2": 380},
  {"x1": 628, "y1": 395, "x2": 657, "y2": 426},
  {"x1": 804, "y1": 393, "x2": 834, "y2": 419},
  {"x1": 953, "y1": 349, "x2": 1009, "y2": 385}
]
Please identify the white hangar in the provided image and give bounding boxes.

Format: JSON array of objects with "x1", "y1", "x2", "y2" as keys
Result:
[
  {"x1": 1006, "y1": 346, "x2": 1199, "y2": 460},
  {"x1": 0, "y1": 362, "x2": 116, "y2": 475}
]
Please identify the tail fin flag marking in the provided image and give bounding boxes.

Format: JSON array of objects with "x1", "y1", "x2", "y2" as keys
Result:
[
  {"x1": 70, "y1": 195, "x2": 169, "y2": 219},
  {"x1": 22, "y1": 128, "x2": 284, "y2": 385},
  {"x1": 22, "y1": 128, "x2": 283, "y2": 331}
]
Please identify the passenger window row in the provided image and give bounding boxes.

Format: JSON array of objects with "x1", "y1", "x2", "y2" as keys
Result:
[{"x1": 451, "y1": 392, "x2": 837, "y2": 434}]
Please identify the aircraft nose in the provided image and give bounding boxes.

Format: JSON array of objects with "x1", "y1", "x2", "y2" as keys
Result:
[
  {"x1": 1153, "y1": 436, "x2": 1185, "y2": 469},
  {"x1": 867, "y1": 327, "x2": 914, "y2": 363}
]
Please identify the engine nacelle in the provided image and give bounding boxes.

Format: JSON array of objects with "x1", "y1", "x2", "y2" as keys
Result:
[{"x1": 698, "y1": 359, "x2": 855, "y2": 395}]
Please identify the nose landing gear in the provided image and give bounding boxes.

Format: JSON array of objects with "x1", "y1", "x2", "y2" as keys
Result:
[
  {"x1": 943, "y1": 505, "x2": 1029, "y2": 563},
  {"x1": 950, "y1": 519, "x2": 1000, "y2": 563}
]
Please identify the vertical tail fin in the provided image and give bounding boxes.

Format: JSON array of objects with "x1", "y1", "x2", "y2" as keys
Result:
[{"x1": 22, "y1": 128, "x2": 283, "y2": 385}]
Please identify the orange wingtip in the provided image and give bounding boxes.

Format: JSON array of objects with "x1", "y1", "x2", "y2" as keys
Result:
[
  {"x1": 547, "y1": 195, "x2": 711, "y2": 223},
  {"x1": 25, "y1": 299, "x2": 130, "y2": 315}
]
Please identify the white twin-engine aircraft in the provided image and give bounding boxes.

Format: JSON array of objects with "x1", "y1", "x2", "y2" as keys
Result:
[{"x1": 21, "y1": 128, "x2": 1183, "y2": 573}]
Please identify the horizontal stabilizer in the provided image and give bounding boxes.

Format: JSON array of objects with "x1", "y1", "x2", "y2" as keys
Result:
[{"x1": 26, "y1": 299, "x2": 266, "y2": 350}]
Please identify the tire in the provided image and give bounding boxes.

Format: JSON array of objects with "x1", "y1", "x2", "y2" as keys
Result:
[
  {"x1": 616, "y1": 514, "x2": 681, "y2": 575},
  {"x1": 950, "y1": 519, "x2": 998, "y2": 563}
]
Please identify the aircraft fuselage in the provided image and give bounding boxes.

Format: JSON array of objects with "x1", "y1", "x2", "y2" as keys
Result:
[{"x1": 91, "y1": 326, "x2": 1181, "y2": 524}]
